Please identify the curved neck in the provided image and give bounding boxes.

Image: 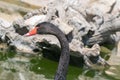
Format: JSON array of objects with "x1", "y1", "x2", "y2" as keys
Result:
[
  {"x1": 37, "y1": 22, "x2": 70, "y2": 80},
  {"x1": 53, "y1": 28, "x2": 70, "y2": 80}
]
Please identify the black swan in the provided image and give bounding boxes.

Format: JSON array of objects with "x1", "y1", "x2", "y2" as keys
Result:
[{"x1": 25, "y1": 22, "x2": 70, "y2": 80}]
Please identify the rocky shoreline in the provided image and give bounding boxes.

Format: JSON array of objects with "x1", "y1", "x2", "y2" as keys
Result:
[{"x1": 0, "y1": 0, "x2": 120, "y2": 68}]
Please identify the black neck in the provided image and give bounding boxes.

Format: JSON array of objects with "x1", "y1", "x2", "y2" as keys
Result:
[
  {"x1": 54, "y1": 29, "x2": 70, "y2": 80},
  {"x1": 37, "y1": 22, "x2": 70, "y2": 80}
]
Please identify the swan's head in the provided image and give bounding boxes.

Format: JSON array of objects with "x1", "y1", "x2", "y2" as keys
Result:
[{"x1": 25, "y1": 22, "x2": 55, "y2": 36}]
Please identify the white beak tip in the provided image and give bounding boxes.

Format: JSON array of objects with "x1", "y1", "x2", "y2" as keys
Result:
[{"x1": 24, "y1": 33, "x2": 30, "y2": 36}]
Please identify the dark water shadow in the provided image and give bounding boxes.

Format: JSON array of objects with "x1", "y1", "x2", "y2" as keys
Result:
[{"x1": 38, "y1": 42, "x2": 84, "y2": 68}]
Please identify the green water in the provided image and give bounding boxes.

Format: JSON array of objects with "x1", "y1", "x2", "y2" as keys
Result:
[
  {"x1": 0, "y1": 49, "x2": 120, "y2": 80},
  {"x1": 29, "y1": 56, "x2": 82, "y2": 80},
  {"x1": 0, "y1": 50, "x2": 83, "y2": 80}
]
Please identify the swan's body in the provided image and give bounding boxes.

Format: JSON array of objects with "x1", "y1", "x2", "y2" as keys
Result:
[{"x1": 26, "y1": 22, "x2": 70, "y2": 80}]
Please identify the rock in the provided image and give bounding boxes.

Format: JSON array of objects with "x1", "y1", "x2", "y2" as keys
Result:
[
  {"x1": 0, "y1": 0, "x2": 119, "y2": 69},
  {"x1": 81, "y1": 44, "x2": 100, "y2": 56},
  {"x1": 111, "y1": 0, "x2": 120, "y2": 14},
  {"x1": 24, "y1": 14, "x2": 73, "y2": 35},
  {"x1": 0, "y1": 18, "x2": 11, "y2": 28},
  {"x1": 69, "y1": 39, "x2": 84, "y2": 53},
  {"x1": 86, "y1": 0, "x2": 116, "y2": 15},
  {"x1": 64, "y1": 0, "x2": 90, "y2": 15},
  {"x1": 0, "y1": 18, "x2": 39, "y2": 55},
  {"x1": 31, "y1": 35, "x2": 60, "y2": 47},
  {"x1": 110, "y1": 32, "x2": 120, "y2": 44},
  {"x1": 24, "y1": 15, "x2": 47, "y2": 26},
  {"x1": 87, "y1": 17, "x2": 120, "y2": 45},
  {"x1": 53, "y1": 18, "x2": 73, "y2": 34},
  {"x1": 0, "y1": 18, "x2": 11, "y2": 42},
  {"x1": 8, "y1": 34, "x2": 39, "y2": 54}
]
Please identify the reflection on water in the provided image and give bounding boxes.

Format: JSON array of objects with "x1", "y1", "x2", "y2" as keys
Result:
[{"x1": 0, "y1": 48, "x2": 120, "y2": 80}]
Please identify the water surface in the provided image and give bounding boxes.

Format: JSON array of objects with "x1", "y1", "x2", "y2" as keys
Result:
[{"x1": 0, "y1": 49, "x2": 120, "y2": 80}]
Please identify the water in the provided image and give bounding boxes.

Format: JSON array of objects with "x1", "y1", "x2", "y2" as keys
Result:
[
  {"x1": 0, "y1": 50, "x2": 82, "y2": 80},
  {"x1": 0, "y1": 48, "x2": 120, "y2": 80}
]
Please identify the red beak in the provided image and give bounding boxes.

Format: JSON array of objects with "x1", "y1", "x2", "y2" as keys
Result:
[{"x1": 25, "y1": 27, "x2": 38, "y2": 36}]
